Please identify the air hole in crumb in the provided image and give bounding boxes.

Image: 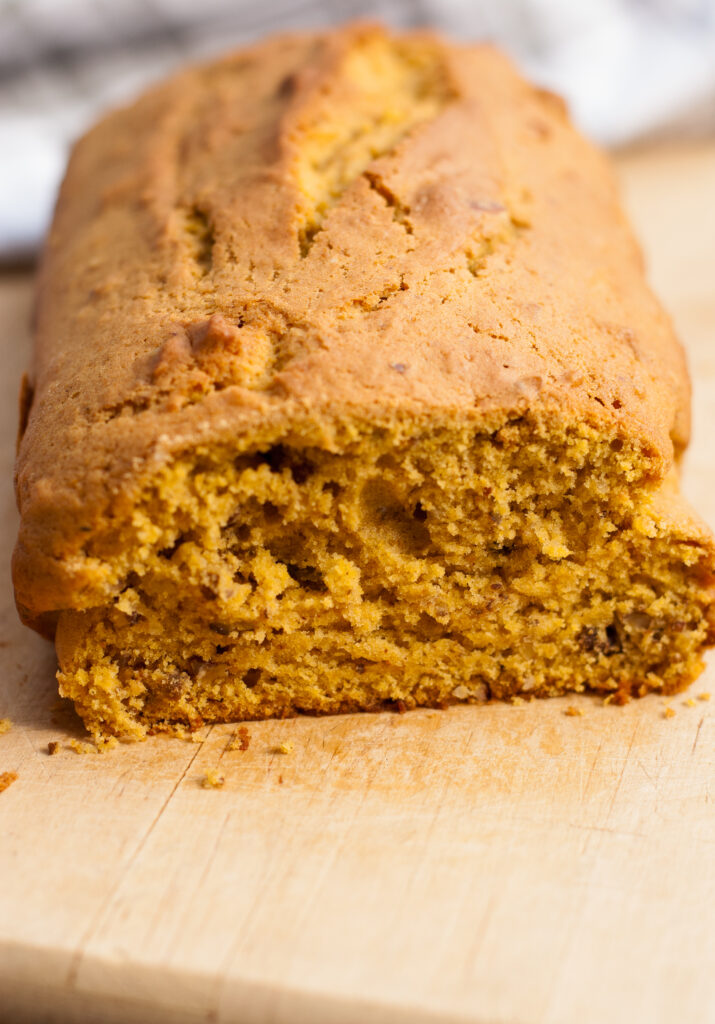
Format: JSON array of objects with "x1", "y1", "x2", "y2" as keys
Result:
[
  {"x1": 611, "y1": 438, "x2": 624, "y2": 452},
  {"x1": 286, "y1": 563, "x2": 327, "y2": 592},
  {"x1": 361, "y1": 479, "x2": 430, "y2": 553},
  {"x1": 263, "y1": 502, "x2": 281, "y2": 525},
  {"x1": 259, "y1": 445, "x2": 287, "y2": 471},
  {"x1": 259, "y1": 445, "x2": 314, "y2": 483},
  {"x1": 289, "y1": 460, "x2": 313, "y2": 484},
  {"x1": 244, "y1": 668, "x2": 262, "y2": 688},
  {"x1": 605, "y1": 624, "x2": 622, "y2": 652},
  {"x1": 237, "y1": 452, "x2": 272, "y2": 471},
  {"x1": 413, "y1": 502, "x2": 427, "y2": 521},
  {"x1": 612, "y1": 398, "x2": 623, "y2": 410},
  {"x1": 158, "y1": 534, "x2": 187, "y2": 559},
  {"x1": 376, "y1": 453, "x2": 399, "y2": 471},
  {"x1": 323, "y1": 480, "x2": 342, "y2": 497}
]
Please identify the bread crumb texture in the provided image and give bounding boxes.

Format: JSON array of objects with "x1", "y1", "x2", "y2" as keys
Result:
[
  {"x1": 12, "y1": 25, "x2": 715, "y2": 741},
  {"x1": 0, "y1": 719, "x2": 11, "y2": 736}
]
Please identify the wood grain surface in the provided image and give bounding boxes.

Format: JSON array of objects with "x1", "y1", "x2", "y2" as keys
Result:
[{"x1": 1, "y1": 143, "x2": 714, "y2": 1024}]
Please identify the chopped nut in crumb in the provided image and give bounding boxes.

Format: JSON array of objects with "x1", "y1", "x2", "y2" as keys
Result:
[
  {"x1": 228, "y1": 725, "x2": 251, "y2": 752},
  {"x1": 273, "y1": 741, "x2": 294, "y2": 754},
  {"x1": 47, "y1": 741, "x2": 60, "y2": 755},
  {"x1": 0, "y1": 771, "x2": 18, "y2": 793},
  {"x1": 564, "y1": 706, "x2": 583, "y2": 717},
  {"x1": 201, "y1": 769, "x2": 225, "y2": 789},
  {"x1": 698, "y1": 692, "x2": 711, "y2": 702},
  {"x1": 0, "y1": 719, "x2": 11, "y2": 736},
  {"x1": 663, "y1": 707, "x2": 676, "y2": 719}
]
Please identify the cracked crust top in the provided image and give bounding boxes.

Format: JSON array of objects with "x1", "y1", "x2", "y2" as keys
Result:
[{"x1": 14, "y1": 23, "x2": 691, "y2": 627}]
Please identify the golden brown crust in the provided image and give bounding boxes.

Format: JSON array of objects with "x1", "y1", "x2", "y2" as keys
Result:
[{"x1": 15, "y1": 23, "x2": 692, "y2": 630}]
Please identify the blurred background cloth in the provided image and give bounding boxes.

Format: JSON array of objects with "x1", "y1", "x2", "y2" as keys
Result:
[{"x1": 1, "y1": 0, "x2": 715, "y2": 260}]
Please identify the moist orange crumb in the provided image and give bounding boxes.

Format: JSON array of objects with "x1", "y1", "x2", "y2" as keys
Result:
[
  {"x1": 0, "y1": 771, "x2": 18, "y2": 793},
  {"x1": 201, "y1": 769, "x2": 225, "y2": 788}
]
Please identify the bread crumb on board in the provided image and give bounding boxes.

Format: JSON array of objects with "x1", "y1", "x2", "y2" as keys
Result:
[
  {"x1": 201, "y1": 769, "x2": 225, "y2": 789},
  {"x1": 272, "y1": 741, "x2": 294, "y2": 755},
  {"x1": 663, "y1": 706, "x2": 676, "y2": 719},
  {"x1": 0, "y1": 719, "x2": 12, "y2": 736},
  {"x1": 69, "y1": 739, "x2": 96, "y2": 754},
  {"x1": 47, "y1": 741, "x2": 60, "y2": 755},
  {"x1": 564, "y1": 706, "x2": 584, "y2": 717},
  {"x1": 0, "y1": 771, "x2": 18, "y2": 793},
  {"x1": 69, "y1": 736, "x2": 118, "y2": 754},
  {"x1": 699, "y1": 692, "x2": 711, "y2": 701},
  {"x1": 602, "y1": 691, "x2": 630, "y2": 706},
  {"x1": 227, "y1": 726, "x2": 251, "y2": 752},
  {"x1": 684, "y1": 698, "x2": 697, "y2": 708}
]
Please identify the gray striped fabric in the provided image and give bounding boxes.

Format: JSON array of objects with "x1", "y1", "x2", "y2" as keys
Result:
[{"x1": 1, "y1": 0, "x2": 714, "y2": 259}]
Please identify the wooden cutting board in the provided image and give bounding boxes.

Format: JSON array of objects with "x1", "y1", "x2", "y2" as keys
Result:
[{"x1": 1, "y1": 144, "x2": 714, "y2": 1024}]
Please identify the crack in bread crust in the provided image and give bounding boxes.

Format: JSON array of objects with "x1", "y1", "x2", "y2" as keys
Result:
[{"x1": 290, "y1": 34, "x2": 455, "y2": 255}]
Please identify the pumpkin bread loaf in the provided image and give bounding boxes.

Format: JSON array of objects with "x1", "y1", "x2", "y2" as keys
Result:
[{"x1": 13, "y1": 24, "x2": 715, "y2": 740}]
